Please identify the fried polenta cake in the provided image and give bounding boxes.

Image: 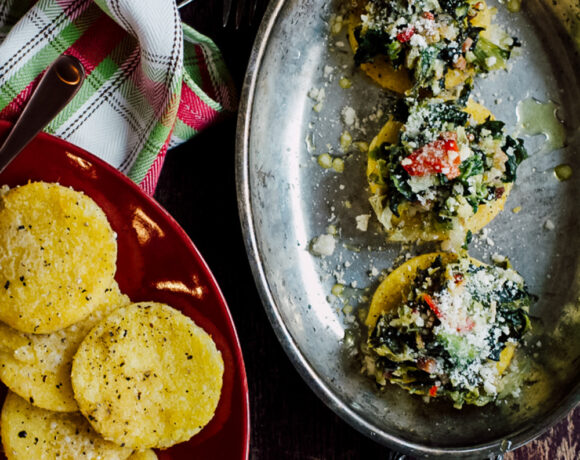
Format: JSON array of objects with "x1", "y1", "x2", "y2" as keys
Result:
[
  {"x1": 0, "y1": 282, "x2": 129, "y2": 412},
  {"x1": 1, "y1": 391, "x2": 132, "y2": 460},
  {"x1": 71, "y1": 302, "x2": 224, "y2": 449},
  {"x1": 0, "y1": 182, "x2": 118, "y2": 334}
]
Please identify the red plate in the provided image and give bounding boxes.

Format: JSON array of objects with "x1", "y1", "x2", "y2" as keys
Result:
[{"x1": 0, "y1": 121, "x2": 250, "y2": 459}]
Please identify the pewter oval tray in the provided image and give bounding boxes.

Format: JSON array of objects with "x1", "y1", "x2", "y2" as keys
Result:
[{"x1": 237, "y1": 0, "x2": 580, "y2": 456}]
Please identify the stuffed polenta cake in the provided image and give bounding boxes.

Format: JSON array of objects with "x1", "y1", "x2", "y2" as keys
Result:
[
  {"x1": 348, "y1": 0, "x2": 519, "y2": 97},
  {"x1": 367, "y1": 97, "x2": 526, "y2": 243},
  {"x1": 363, "y1": 253, "x2": 532, "y2": 408}
]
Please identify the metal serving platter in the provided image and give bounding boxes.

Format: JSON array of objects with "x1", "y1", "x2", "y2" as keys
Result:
[{"x1": 237, "y1": 0, "x2": 580, "y2": 456}]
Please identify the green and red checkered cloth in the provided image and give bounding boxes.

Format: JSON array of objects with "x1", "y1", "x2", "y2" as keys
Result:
[{"x1": 0, "y1": 0, "x2": 236, "y2": 195}]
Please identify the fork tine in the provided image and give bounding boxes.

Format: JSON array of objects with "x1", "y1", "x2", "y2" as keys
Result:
[
  {"x1": 223, "y1": 0, "x2": 233, "y2": 27},
  {"x1": 176, "y1": 0, "x2": 195, "y2": 9},
  {"x1": 234, "y1": 0, "x2": 245, "y2": 29},
  {"x1": 248, "y1": 0, "x2": 259, "y2": 26}
]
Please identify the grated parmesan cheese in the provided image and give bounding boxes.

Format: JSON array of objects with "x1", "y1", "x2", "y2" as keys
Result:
[
  {"x1": 310, "y1": 234, "x2": 336, "y2": 257},
  {"x1": 355, "y1": 214, "x2": 371, "y2": 232}
]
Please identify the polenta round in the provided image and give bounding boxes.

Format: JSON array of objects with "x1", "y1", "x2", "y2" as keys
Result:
[
  {"x1": 0, "y1": 182, "x2": 118, "y2": 334},
  {"x1": 0, "y1": 283, "x2": 130, "y2": 412},
  {"x1": 363, "y1": 253, "x2": 532, "y2": 408},
  {"x1": 0, "y1": 391, "x2": 132, "y2": 460},
  {"x1": 347, "y1": 0, "x2": 518, "y2": 97},
  {"x1": 71, "y1": 302, "x2": 224, "y2": 449},
  {"x1": 367, "y1": 99, "x2": 526, "y2": 244}
]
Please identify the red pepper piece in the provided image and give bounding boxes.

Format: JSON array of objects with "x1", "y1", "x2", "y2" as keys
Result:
[
  {"x1": 422, "y1": 11, "x2": 435, "y2": 20},
  {"x1": 421, "y1": 293, "x2": 443, "y2": 319},
  {"x1": 396, "y1": 26, "x2": 415, "y2": 43},
  {"x1": 443, "y1": 138, "x2": 458, "y2": 152},
  {"x1": 402, "y1": 132, "x2": 461, "y2": 180},
  {"x1": 453, "y1": 273, "x2": 464, "y2": 284},
  {"x1": 429, "y1": 385, "x2": 438, "y2": 397}
]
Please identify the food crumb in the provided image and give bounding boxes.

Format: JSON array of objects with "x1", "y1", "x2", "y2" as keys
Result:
[
  {"x1": 491, "y1": 253, "x2": 506, "y2": 264},
  {"x1": 308, "y1": 87, "x2": 326, "y2": 112},
  {"x1": 324, "y1": 65, "x2": 335, "y2": 80},
  {"x1": 341, "y1": 106, "x2": 357, "y2": 126},
  {"x1": 340, "y1": 131, "x2": 352, "y2": 151},
  {"x1": 339, "y1": 77, "x2": 352, "y2": 89},
  {"x1": 317, "y1": 153, "x2": 332, "y2": 168},
  {"x1": 332, "y1": 157, "x2": 345, "y2": 173},
  {"x1": 355, "y1": 214, "x2": 371, "y2": 232},
  {"x1": 310, "y1": 234, "x2": 336, "y2": 257}
]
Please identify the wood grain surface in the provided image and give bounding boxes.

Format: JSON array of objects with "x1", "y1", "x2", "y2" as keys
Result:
[
  {"x1": 505, "y1": 409, "x2": 579, "y2": 460},
  {"x1": 166, "y1": 2, "x2": 580, "y2": 458}
]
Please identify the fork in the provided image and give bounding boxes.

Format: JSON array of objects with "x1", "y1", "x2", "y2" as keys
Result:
[
  {"x1": 0, "y1": 55, "x2": 85, "y2": 175},
  {"x1": 176, "y1": 0, "x2": 260, "y2": 29}
]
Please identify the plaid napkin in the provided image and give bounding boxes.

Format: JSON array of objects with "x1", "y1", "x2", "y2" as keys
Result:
[{"x1": 0, "y1": 0, "x2": 236, "y2": 195}]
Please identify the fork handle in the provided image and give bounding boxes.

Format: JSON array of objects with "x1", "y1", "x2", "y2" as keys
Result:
[{"x1": 0, "y1": 55, "x2": 85, "y2": 174}]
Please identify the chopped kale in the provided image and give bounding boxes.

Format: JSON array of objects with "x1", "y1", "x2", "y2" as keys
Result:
[
  {"x1": 388, "y1": 169, "x2": 412, "y2": 199},
  {"x1": 413, "y1": 45, "x2": 441, "y2": 90},
  {"x1": 438, "y1": 41, "x2": 463, "y2": 67},
  {"x1": 393, "y1": 98, "x2": 410, "y2": 122},
  {"x1": 439, "y1": 0, "x2": 470, "y2": 18},
  {"x1": 459, "y1": 153, "x2": 484, "y2": 180},
  {"x1": 375, "y1": 356, "x2": 398, "y2": 372},
  {"x1": 462, "y1": 229, "x2": 473, "y2": 250},
  {"x1": 472, "y1": 36, "x2": 512, "y2": 71},
  {"x1": 476, "y1": 118, "x2": 506, "y2": 139},
  {"x1": 486, "y1": 337, "x2": 505, "y2": 361},
  {"x1": 387, "y1": 41, "x2": 403, "y2": 62},
  {"x1": 369, "y1": 316, "x2": 415, "y2": 353},
  {"x1": 487, "y1": 307, "x2": 532, "y2": 360},
  {"x1": 387, "y1": 172, "x2": 414, "y2": 217},
  {"x1": 495, "y1": 281, "x2": 531, "y2": 305},
  {"x1": 503, "y1": 136, "x2": 528, "y2": 182},
  {"x1": 500, "y1": 308, "x2": 532, "y2": 337},
  {"x1": 382, "y1": 145, "x2": 415, "y2": 216},
  {"x1": 426, "y1": 101, "x2": 470, "y2": 127},
  {"x1": 354, "y1": 26, "x2": 403, "y2": 67},
  {"x1": 456, "y1": 81, "x2": 473, "y2": 106},
  {"x1": 467, "y1": 268, "x2": 532, "y2": 310},
  {"x1": 467, "y1": 26, "x2": 485, "y2": 42}
]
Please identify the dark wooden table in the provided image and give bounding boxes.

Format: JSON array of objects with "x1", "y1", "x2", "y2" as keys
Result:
[{"x1": 154, "y1": 3, "x2": 579, "y2": 458}]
